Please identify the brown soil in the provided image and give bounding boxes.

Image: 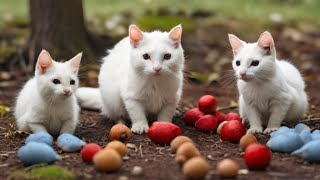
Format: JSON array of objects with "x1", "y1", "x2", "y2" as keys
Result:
[{"x1": 1, "y1": 28, "x2": 320, "y2": 180}]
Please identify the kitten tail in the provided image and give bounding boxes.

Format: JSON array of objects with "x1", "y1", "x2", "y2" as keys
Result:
[{"x1": 76, "y1": 87, "x2": 103, "y2": 111}]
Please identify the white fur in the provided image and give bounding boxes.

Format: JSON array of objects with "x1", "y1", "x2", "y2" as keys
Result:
[
  {"x1": 75, "y1": 87, "x2": 103, "y2": 111},
  {"x1": 229, "y1": 33, "x2": 308, "y2": 134},
  {"x1": 77, "y1": 25, "x2": 185, "y2": 134},
  {"x1": 15, "y1": 51, "x2": 82, "y2": 137}
]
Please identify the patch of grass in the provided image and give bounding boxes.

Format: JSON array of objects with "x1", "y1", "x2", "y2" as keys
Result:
[
  {"x1": 7, "y1": 165, "x2": 75, "y2": 180},
  {"x1": 83, "y1": 0, "x2": 320, "y2": 24},
  {"x1": 137, "y1": 16, "x2": 194, "y2": 31}
]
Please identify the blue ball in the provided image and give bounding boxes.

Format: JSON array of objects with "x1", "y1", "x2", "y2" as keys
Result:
[
  {"x1": 299, "y1": 130, "x2": 312, "y2": 144},
  {"x1": 295, "y1": 123, "x2": 311, "y2": 133},
  {"x1": 18, "y1": 142, "x2": 60, "y2": 166},
  {"x1": 311, "y1": 130, "x2": 320, "y2": 140},
  {"x1": 270, "y1": 126, "x2": 294, "y2": 138},
  {"x1": 267, "y1": 131, "x2": 303, "y2": 153},
  {"x1": 57, "y1": 133, "x2": 86, "y2": 152},
  {"x1": 25, "y1": 131, "x2": 53, "y2": 146},
  {"x1": 292, "y1": 140, "x2": 320, "y2": 163}
]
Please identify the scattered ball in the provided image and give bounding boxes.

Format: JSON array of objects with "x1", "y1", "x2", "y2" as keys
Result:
[
  {"x1": 220, "y1": 120, "x2": 246, "y2": 143},
  {"x1": 184, "y1": 108, "x2": 205, "y2": 125},
  {"x1": 226, "y1": 112, "x2": 242, "y2": 122},
  {"x1": 106, "y1": 140, "x2": 128, "y2": 157},
  {"x1": 243, "y1": 144, "x2": 271, "y2": 170},
  {"x1": 93, "y1": 148, "x2": 122, "y2": 172},
  {"x1": 147, "y1": 122, "x2": 182, "y2": 145},
  {"x1": 109, "y1": 124, "x2": 133, "y2": 144},
  {"x1": 217, "y1": 158, "x2": 239, "y2": 178},
  {"x1": 239, "y1": 133, "x2": 258, "y2": 150},
  {"x1": 170, "y1": 136, "x2": 194, "y2": 153},
  {"x1": 81, "y1": 143, "x2": 102, "y2": 162},
  {"x1": 183, "y1": 157, "x2": 210, "y2": 179},
  {"x1": 176, "y1": 142, "x2": 200, "y2": 165},
  {"x1": 195, "y1": 115, "x2": 218, "y2": 132},
  {"x1": 214, "y1": 111, "x2": 227, "y2": 124},
  {"x1": 198, "y1": 95, "x2": 217, "y2": 114}
]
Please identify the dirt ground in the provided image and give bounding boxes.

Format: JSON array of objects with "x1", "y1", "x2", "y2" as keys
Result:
[{"x1": 1, "y1": 27, "x2": 320, "y2": 179}]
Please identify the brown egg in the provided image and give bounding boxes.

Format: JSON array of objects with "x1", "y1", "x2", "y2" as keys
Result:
[
  {"x1": 106, "y1": 140, "x2": 128, "y2": 157},
  {"x1": 216, "y1": 158, "x2": 239, "y2": 178},
  {"x1": 176, "y1": 142, "x2": 200, "y2": 165},
  {"x1": 170, "y1": 136, "x2": 194, "y2": 153},
  {"x1": 93, "y1": 148, "x2": 122, "y2": 171},
  {"x1": 109, "y1": 124, "x2": 133, "y2": 143},
  {"x1": 239, "y1": 133, "x2": 258, "y2": 150},
  {"x1": 183, "y1": 157, "x2": 210, "y2": 179}
]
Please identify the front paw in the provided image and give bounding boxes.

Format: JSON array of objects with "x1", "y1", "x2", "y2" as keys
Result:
[
  {"x1": 131, "y1": 122, "x2": 149, "y2": 134},
  {"x1": 247, "y1": 127, "x2": 263, "y2": 134},
  {"x1": 263, "y1": 127, "x2": 279, "y2": 134}
]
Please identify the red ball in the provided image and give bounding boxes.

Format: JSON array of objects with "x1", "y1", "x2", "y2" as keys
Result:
[
  {"x1": 220, "y1": 120, "x2": 246, "y2": 143},
  {"x1": 184, "y1": 108, "x2": 205, "y2": 125},
  {"x1": 243, "y1": 144, "x2": 271, "y2": 170},
  {"x1": 226, "y1": 112, "x2": 242, "y2": 122},
  {"x1": 147, "y1": 122, "x2": 182, "y2": 145},
  {"x1": 195, "y1": 115, "x2": 218, "y2": 132},
  {"x1": 215, "y1": 111, "x2": 227, "y2": 124},
  {"x1": 198, "y1": 95, "x2": 217, "y2": 114},
  {"x1": 81, "y1": 143, "x2": 102, "y2": 162}
]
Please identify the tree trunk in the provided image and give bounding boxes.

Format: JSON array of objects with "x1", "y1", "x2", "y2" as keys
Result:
[{"x1": 24, "y1": 0, "x2": 94, "y2": 72}]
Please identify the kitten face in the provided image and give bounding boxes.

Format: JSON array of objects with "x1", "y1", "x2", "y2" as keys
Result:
[
  {"x1": 229, "y1": 32, "x2": 276, "y2": 82},
  {"x1": 35, "y1": 50, "x2": 82, "y2": 100},
  {"x1": 129, "y1": 25, "x2": 184, "y2": 77}
]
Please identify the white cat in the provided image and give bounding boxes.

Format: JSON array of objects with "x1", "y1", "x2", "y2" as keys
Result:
[
  {"x1": 76, "y1": 25, "x2": 185, "y2": 134},
  {"x1": 15, "y1": 50, "x2": 82, "y2": 137},
  {"x1": 228, "y1": 31, "x2": 308, "y2": 134}
]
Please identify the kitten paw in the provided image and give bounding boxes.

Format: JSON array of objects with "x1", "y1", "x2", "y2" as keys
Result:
[
  {"x1": 131, "y1": 122, "x2": 149, "y2": 134},
  {"x1": 247, "y1": 127, "x2": 263, "y2": 134},
  {"x1": 263, "y1": 127, "x2": 279, "y2": 134}
]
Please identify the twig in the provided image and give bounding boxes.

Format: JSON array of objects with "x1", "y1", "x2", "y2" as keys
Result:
[
  {"x1": 139, "y1": 144, "x2": 143, "y2": 158},
  {"x1": 301, "y1": 117, "x2": 320, "y2": 122},
  {"x1": 216, "y1": 106, "x2": 238, "y2": 112}
]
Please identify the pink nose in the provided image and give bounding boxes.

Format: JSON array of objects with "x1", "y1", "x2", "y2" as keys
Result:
[
  {"x1": 239, "y1": 71, "x2": 246, "y2": 77},
  {"x1": 63, "y1": 90, "x2": 70, "y2": 96},
  {"x1": 153, "y1": 66, "x2": 162, "y2": 72}
]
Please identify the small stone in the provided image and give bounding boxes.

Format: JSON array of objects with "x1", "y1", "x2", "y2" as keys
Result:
[
  {"x1": 118, "y1": 176, "x2": 128, "y2": 180},
  {"x1": 131, "y1": 166, "x2": 144, "y2": 176}
]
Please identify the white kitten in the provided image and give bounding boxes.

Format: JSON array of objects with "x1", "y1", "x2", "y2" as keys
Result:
[
  {"x1": 76, "y1": 25, "x2": 185, "y2": 134},
  {"x1": 15, "y1": 50, "x2": 82, "y2": 137},
  {"x1": 228, "y1": 31, "x2": 308, "y2": 134}
]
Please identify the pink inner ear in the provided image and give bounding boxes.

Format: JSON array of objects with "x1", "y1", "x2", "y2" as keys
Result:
[
  {"x1": 37, "y1": 50, "x2": 53, "y2": 74},
  {"x1": 169, "y1": 25, "x2": 182, "y2": 48},
  {"x1": 69, "y1": 53, "x2": 82, "y2": 74},
  {"x1": 257, "y1": 32, "x2": 274, "y2": 51},
  {"x1": 229, "y1": 34, "x2": 244, "y2": 56},
  {"x1": 129, "y1": 25, "x2": 143, "y2": 48}
]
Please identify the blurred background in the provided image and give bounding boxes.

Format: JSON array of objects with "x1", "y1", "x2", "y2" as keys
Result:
[{"x1": 0, "y1": 0, "x2": 319, "y2": 98}]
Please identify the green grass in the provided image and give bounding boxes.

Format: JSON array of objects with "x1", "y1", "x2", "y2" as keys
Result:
[
  {"x1": 7, "y1": 165, "x2": 75, "y2": 180},
  {"x1": 0, "y1": 0, "x2": 318, "y2": 28},
  {"x1": 83, "y1": 0, "x2": 320, "y2": 24}
]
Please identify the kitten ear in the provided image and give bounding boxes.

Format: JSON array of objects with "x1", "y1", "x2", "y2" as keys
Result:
[
  {"x1": 129, "y1": 25, "x2": 143, "y2": 48},
  {"x1": 228, "y1": 34, "x2": 246, "y2": 56},
  {"x1": 168, "y1": 24, "x2": 182, "y2": 48},
  {"x1": 36, "y1": 49, "x2": 53, "y2": 74},
  {"x1": 257, "y1": 31, "x2": 274, "y2": 54},
  {"x1": 68, "y1": 52, "x2": 82, "y2": 74}
]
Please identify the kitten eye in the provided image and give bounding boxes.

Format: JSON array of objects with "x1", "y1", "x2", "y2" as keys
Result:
[
  {"x1": 70, "y1": 79, "x2": 75, "y2": 85},
  {"x1": 143, "y1": 53, "x2": 151, "y2": 60},
  {"x1": 163, "y1": 53, "x2": 171, "y2": 60},
  {"x1": 52, "y1": 79, "x2": 61, "y2": 84},
  {"x1": 251, "y1": 60, "x2": 260, "y2": 66},
  {"x1": 236, "y1": 60, "x2": 241, "y2": 66}
]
